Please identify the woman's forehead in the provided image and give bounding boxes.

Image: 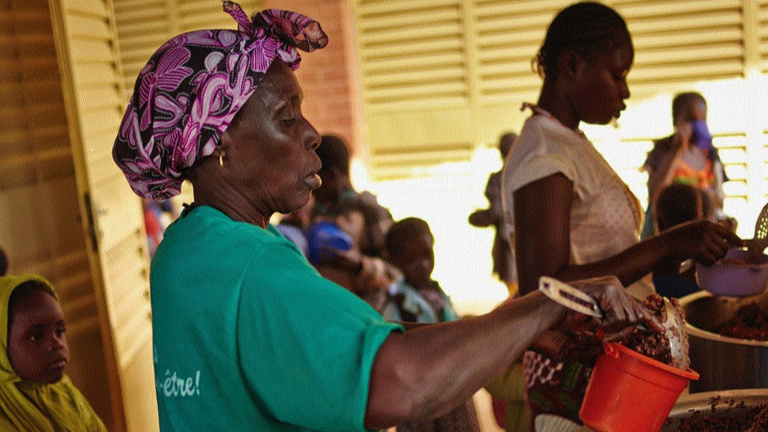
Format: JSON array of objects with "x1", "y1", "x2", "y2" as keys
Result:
[{"x1": 259, "y1": 60, "x2": 302, "y2": 101}]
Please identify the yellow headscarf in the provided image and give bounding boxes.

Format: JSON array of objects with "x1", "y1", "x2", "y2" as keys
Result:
[{"x1": 0, "y1": 274, "x2": 106, "y2": 432}]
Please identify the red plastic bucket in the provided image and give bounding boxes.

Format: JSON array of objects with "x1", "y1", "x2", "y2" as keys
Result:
[{"x1": 579, "y1": 342, "x2": 699, "y2": 432}]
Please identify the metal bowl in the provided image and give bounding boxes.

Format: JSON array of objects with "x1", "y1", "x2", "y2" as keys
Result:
[
  {"x1": 679, "y1": 291, "x2": 768, "y2": 393},
  {"x1": 662, "y1": 388, "x2": 768, "y2": 431}
]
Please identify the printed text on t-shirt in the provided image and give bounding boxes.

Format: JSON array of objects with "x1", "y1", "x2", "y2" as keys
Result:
[{"x1": 157, "y1": 369, "x2": 201, "y2": 397}]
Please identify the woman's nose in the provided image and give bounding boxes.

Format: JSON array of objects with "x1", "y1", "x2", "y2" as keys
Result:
[{"x1": 304, "y1": 120, "x2": 321, "y2": 150}]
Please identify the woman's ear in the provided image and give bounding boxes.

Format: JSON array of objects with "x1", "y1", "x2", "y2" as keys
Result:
[
  {"x1": 559, "y1": 50, "x2": 583, "y2": 80},
  {"x1": 217, "y1": 132, "x2": 234, "y2": 166}
]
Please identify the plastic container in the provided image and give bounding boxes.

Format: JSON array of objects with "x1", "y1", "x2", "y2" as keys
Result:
[
  {"x1": 696, "y1": 248, "x2": 768, "y2": 297},
  {"x1": 306, "y1": 221, "x2": 353, "y2": 265},
  {"x1": 579, "y1": 343, "x2": 699, "y2": 432}
]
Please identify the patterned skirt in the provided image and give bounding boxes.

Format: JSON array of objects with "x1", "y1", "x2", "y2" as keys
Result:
[{"x1": 522, "y1": 350, "x2": 596, "y2": 428}]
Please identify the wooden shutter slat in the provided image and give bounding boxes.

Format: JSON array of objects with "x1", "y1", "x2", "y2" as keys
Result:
[
  {"x1": 359, "y1": 9, "x2": 461, "y2": 30},
  {"x1": 358, "y1": 0, "x2": 459, "y2": 16}
]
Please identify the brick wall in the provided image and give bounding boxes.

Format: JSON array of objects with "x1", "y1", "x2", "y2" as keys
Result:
[{"x1": 262, "y1": 0, "x2": 363, "y2": 156}]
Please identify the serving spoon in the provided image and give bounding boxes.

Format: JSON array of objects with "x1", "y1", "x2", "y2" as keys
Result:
[
  {"x1": 746, "y1": 202, "x2": 768, "y2": 263},
  {"x1": 539, "y1": 276, "x2": 689, "y2": 369}
]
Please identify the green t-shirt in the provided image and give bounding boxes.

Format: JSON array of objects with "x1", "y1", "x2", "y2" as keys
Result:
[{"x1": 150, "y1": 206, "x2": 402, "y2": 431}]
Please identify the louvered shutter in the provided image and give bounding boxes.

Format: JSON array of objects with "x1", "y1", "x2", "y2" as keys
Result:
[
  {"x1": 617, "y1": 0, "x2": 744, "y2": 97},
  {"x1": 113, "y1": 0, "x2": 174, "y2": 93},
  {"x1": 48, "y1": 0, "x2": 160, "y2": 430},
  {"x1": 0, "y1": 0, "x2": 118, "y2": 428},
  {"x1": 114, "y1": 0, "x2": 261, "y2": 93},
  {"x1": 354, "y1": 0, "x2": 475, "y2": 180},
  {"x1": 756, "y1": 0, "x2": 768, "y2": 208},
  {"x1": 473, "y1": 0, "x2": 570, "y2": 104}
]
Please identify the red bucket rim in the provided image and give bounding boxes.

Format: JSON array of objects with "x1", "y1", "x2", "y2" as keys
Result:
[{"x1": 603, "y1": 342, "x2": 700, "y2": 380}]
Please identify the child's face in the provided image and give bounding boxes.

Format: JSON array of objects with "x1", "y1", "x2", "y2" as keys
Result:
[
  {"x1": 8, "y1": 290, "x2": 69, "y2": 384},
  {"x1": 390, "y1": 232, "x2": 435, "y2": 289}
]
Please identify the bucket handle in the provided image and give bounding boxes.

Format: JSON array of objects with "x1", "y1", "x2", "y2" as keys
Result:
[
  {"x1": 596, "y1": 330, "x2": 620, "y2": 359},
  {"x1": 602, "y1": 340, "x2": 620, "y2": 359}
]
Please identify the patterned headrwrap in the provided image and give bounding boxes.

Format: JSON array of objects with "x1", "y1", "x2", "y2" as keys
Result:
[{"x1": 113, "y1": 1, "x2": 328, "y2": 199}]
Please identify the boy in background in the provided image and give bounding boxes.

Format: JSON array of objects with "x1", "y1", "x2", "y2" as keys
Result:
[
  {"x1": 381, "y1": 217, "x2": 480, "y2": 432},
  {"x1": 652, "y1": 183, "x2": 705, "y2": 298}
]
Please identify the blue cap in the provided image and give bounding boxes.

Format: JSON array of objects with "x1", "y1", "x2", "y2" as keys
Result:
[{"x1": 306, "y1": 221, "x2": 354, "y2": 265}]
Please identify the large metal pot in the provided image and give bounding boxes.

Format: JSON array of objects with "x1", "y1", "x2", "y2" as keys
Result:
[
  {"x1": 662, "y1": 388, "x2": 768, "y2": 431},
  {"x1": 679, "y1": 291, "x2": 768, "y2": 393}
]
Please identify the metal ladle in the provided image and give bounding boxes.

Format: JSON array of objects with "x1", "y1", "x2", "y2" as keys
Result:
[
  {"x1": 662, "y1": 297, "x2": 689, "y2": 369},
  {"x1": 539, "y1": 276, "x2": 689, "y2": 369},
  {"x1": 746, "y1": 202, "x2": 768, "y2": 263}
]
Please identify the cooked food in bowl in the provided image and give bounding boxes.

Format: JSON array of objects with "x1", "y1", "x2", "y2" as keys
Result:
[
  {"x1": 696, "y1": 248, "x2": 768, "y2": 297},
  {"x1": 673, "y1": 396, "x2": 768, "y2": 431},
  {"x1": 718, "y1": 302, "x2": 768, "y2": 341}
]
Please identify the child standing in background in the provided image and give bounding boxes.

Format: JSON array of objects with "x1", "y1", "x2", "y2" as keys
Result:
[
  {"x1": 469, "y1": 132, "x2": 519, "y2": 296},
  {"x1": 381, "y1": 217, "x2": 459, "y2": 324},
  {"x1": 381, "y1": 217, "x2": 480, "y2": 432},
  {"x1": 652, "y1": 183, "x2": 705, "y2": 298},
  {"x1": 0, "y1": 274, "x2": 106, "y2": 431},
  {"x1": 641, "y1": 91, "x2": 731, "y2": 239}
]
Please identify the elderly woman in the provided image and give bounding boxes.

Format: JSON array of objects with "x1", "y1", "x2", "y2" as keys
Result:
[{"x1": 113, "y1": 3, "x2": 660, "y2": 431}]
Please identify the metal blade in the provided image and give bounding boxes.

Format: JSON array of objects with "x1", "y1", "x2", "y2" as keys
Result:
[{"x1": 539, "y1": 276, "x2": 603, "y2": 318}]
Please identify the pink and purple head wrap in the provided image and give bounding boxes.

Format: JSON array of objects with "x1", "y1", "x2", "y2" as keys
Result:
[{"x1": 113, "y1": 1, "x2": 328, "y2": 199}]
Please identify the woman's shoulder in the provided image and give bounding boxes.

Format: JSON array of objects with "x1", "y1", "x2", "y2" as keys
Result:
[
  {"x1": 515, "y1": 115, "x2": 585, "y2": 156},
  {"x1": 173, "y1": 206, "x2": 283, "y2": 244},
  {"x1": 505, "y1": 116, "x2": 584, "y2": 184},
  {"x1": 158, "y1": 206, "x2": 301, "y2": 271}
]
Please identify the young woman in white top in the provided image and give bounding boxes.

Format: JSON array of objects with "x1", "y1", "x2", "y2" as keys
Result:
[{"x1": 501, "y1": 2, "x2": 743, "y2": 429}]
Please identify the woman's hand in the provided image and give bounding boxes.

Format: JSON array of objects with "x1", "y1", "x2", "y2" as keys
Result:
[
  {"x1": 661, "y1": 219, "x2": 743, "y2": 266},
  {"x1": 673, "y1": 120, "x2": 693, "y2": 150},
  {"x1": 536, "y1": 276, "x2": 661, "y2": 361},
  {"x1": 560, "y1": 276, "x2": 662, "y2": 336}
]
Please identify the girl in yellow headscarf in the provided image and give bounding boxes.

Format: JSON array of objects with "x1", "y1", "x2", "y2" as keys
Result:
[{"x1": 0, "y1": 274, "x2": 106, "y2": 431}]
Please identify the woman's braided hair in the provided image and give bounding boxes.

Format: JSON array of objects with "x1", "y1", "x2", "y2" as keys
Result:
[{"x1": 533, "y1": 2, "x2": 631, "y2": 78}]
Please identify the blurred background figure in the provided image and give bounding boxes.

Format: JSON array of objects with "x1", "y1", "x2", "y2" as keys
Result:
[
  {"x1": 469, "y1": 132, "x2": 518, "y2": 297},
  {"x1": 314, "y1": 134, "x2": 393, "y2": 258},
  {"x1": 652, "y1": 183, "x2": 705, "y2": 298},
  {"x1": 641, "y1": 91, "x2": 733, "y2": 239},
  {"x1": 380, "y1": 217, "x2": 480, "y2": 432},
  {"x1": 276, "y1": 194, "x2": 316, "y2": 257},
  {"x1": 310, "y1": 196, "x2": 401, "y2": 313},
  {"x1": 310, "y1": 134, "x2": 399, "y2": 313},
  {"x1": 381, "y1": 217, "x2": 459, "y2": 323},
  {"x1": 143, "y1": 199, "x2": 179, "y2": 258}
]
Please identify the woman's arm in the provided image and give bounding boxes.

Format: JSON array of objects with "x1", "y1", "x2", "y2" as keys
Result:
[
  {"x1": 513, "y1": 173, "x2": 574, "y2": 295},
  {"x1": 363, "y1": 276, "x2": 660, "y2": 429},
  {"x1": 513, "y1": 174, "x2": 743, "y2": 296}
]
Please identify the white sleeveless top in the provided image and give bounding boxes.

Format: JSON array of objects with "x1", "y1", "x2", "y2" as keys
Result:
[{"x1": 502, "y1": 114, "x2": 643, "y2": 267}]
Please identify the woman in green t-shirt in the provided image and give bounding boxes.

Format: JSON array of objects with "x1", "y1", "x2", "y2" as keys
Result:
[{"x1": 112, "y1": 2, "x2": 662, "y2": 431}]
